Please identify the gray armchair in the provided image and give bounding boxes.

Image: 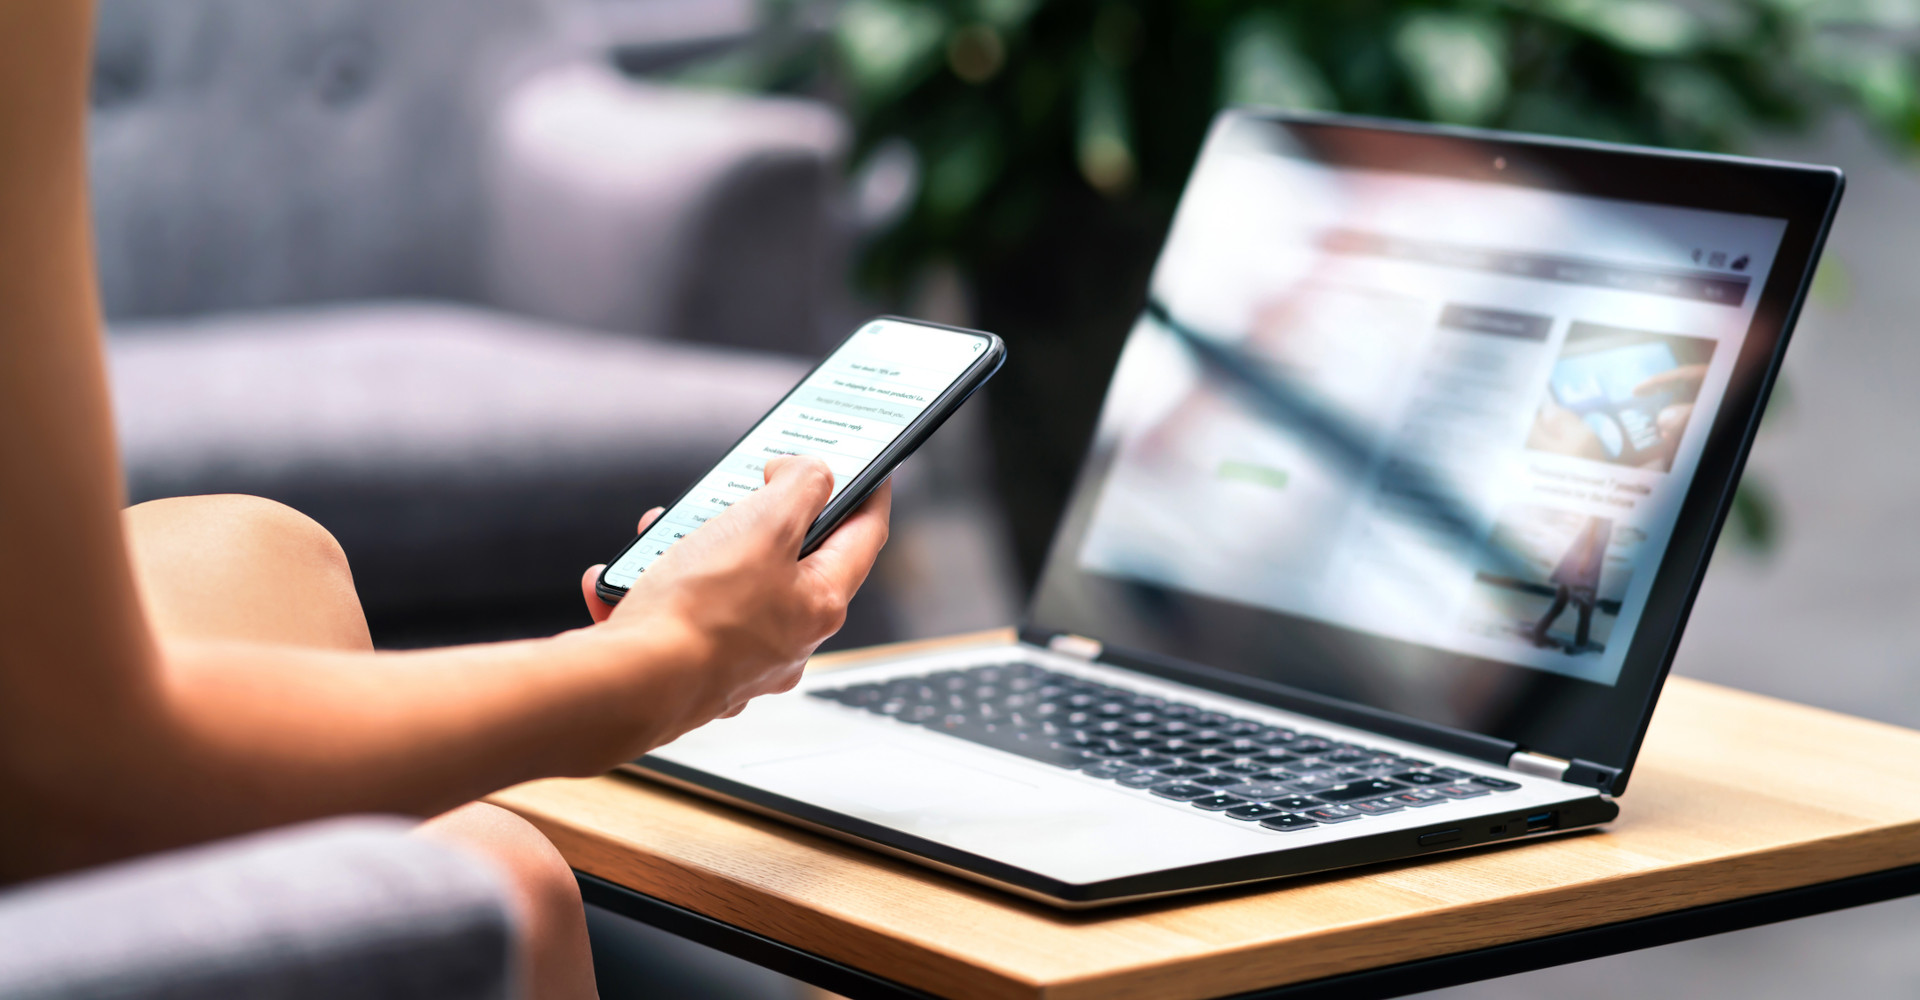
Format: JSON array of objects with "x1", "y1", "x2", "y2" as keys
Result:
[
  {"x1": 93, "y1": 0, "x2": 905, "y2": 641},
  {"x1": 0, "y1": 819, "x2": 517, "y2": 1000}
]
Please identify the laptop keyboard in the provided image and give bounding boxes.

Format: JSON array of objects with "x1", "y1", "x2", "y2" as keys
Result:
[{"x1": 809, "y1": 661, "x2": 1520, "y2": 832}]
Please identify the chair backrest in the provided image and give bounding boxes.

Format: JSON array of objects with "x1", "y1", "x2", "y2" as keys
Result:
[{"x1": 90, "y1": 0, "x2": 566, "y2": 320}]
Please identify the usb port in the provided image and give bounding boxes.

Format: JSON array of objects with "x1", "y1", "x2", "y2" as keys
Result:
[{"x1": 1525, "y1": 812, "x2": 1557, "y2": 833}]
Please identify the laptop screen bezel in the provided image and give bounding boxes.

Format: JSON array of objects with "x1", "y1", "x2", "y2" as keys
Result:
[{"x1": 1025, "y1": 111, "x2": 1844, "y2": 793}]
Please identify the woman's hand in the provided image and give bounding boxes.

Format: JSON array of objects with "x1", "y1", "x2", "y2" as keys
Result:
[{"x1": 577, "y1": 455, "x2": 891, "y2": 755}]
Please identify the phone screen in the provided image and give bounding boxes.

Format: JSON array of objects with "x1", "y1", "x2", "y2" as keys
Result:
[{"x1": 600, "y1": 319, "x2": 994, "y2": 590}]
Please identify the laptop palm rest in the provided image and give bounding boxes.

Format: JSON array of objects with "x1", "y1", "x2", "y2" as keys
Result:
[{"x1": 739, "y1": 744, "x2": 1045, "y2": 817}]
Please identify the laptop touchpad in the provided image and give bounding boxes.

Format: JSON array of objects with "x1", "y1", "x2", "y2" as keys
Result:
[{"x1": 741, "y1": 744, "x2": 1042, "y2": 815}]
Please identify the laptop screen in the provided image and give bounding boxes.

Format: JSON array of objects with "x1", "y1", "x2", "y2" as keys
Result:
[{"x1": 1029, "y1": 112, "x2": 1840, "y2": 776}]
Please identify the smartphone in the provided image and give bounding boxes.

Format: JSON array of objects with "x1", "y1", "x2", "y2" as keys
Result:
[{"x1": 595, "y1": 317, "x2": 1006, "y2": 604}]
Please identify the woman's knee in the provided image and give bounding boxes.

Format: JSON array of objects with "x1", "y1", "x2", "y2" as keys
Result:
[
  {"x1": 124, "y1": 494, "x2": 369, "y2": 651},
  {"x1": 420, "y1": 803, "x2": 580, "y2": 920},
  {"x1": 418, "y1": 802, "x2": 597, "y2": 999}
]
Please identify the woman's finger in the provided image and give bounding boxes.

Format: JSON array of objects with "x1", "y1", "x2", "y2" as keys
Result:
[
  {"x1": 801, "y1": 479, "x2": 893, "y2": 600},
  {"x1": 580, "y1": 565, "x2": 615, "y2": 624}
]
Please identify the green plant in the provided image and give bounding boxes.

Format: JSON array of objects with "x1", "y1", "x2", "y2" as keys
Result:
[
  {"x1": 735, "y1": 0, "x2": 1918, "y2": 284},
  {"x1": 689, "y1": 0, "x2": 1920, "y2": 575}
]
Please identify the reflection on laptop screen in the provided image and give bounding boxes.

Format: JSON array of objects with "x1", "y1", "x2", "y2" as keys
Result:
[{"x1": 1075, "y1": 120, "x2": 1788, "y2": 686}]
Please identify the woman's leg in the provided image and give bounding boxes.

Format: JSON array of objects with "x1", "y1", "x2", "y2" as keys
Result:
[{"x1": 125, "y1": 494, "x2": 597, "y2": 1000}]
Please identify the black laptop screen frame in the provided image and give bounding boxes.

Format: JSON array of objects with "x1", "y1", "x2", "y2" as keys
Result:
[{"x1": 1027, "y1": 111, "x2": 1844, "y2": 793}]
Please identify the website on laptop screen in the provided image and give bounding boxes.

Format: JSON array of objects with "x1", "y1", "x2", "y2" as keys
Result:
[{"x1": 1074, "y1": 127, "x2": 1788, "y2": 686}]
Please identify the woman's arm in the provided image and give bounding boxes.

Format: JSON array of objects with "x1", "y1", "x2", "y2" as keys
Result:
[
  {"x1": 0, "y1": 0, "x2": 183, "y2": 870},
  {"x1": 0, "y1": 0, "x2": 890, "y2": 881},
  {"x1": 53, "y1": 467, "x2": 886, "y2": 870}
]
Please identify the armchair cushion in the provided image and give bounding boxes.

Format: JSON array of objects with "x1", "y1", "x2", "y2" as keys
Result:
[
  {"x1": 483, "y1": 61, "x2": 853, "y2": 355},
  {"x1": 88, "y1": 0, "x2": 560, "y2": 320},
  {"x1": 0, "y1": 818, "x2": 514, "y2": 1000},
  {"x1": 109, "y1": 301, "x2": 808, "y2": 620}
]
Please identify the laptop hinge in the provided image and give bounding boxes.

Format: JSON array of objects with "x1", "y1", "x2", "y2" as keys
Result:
[
  {"x1": 1508, "y1": 750, "x2": 1571, "y2": 781},
  {"x1": 1046, "y1": 633, "x2": 1104, "y2": 661}
]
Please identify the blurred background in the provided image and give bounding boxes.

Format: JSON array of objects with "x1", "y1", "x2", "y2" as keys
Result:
[{"x1": 92, "y1": 0, "x2": 1918, "y2": 996}]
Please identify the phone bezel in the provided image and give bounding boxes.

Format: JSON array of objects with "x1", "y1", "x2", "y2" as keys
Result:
[{"x1": 594, "y1": 317, "x2": 1006, "y2": 604}]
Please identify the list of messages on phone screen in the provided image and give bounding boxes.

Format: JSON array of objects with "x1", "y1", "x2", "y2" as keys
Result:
[{"x1": 603, "y1": 320, "x2": 986, "y2": 588}]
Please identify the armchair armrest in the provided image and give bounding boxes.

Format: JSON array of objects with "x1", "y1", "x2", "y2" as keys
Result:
[
  {"x1": 0, "y1": 818, "x2": 516, "y2": 1000},
  {"x1": 482, "y1": 61, "x2": 854, "y2": 356}
]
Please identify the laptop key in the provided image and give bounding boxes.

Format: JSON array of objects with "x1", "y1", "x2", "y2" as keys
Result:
[
  {"x1": 1301, "y1": 805, "x2": 1363, "y2": 824},
  {"x1": 1313, "y1": 778, "x2": 1407, "y2": 802},
  {"x1": 1223, "y1": 780, "x2": 1295, "y2": 800},
  {"x1": 941, "y1": 728, "x2": 1091, "y2": 768},
  {"x1": 1472, "y1": 776, "x2": 1522, "y2": 791},
  {"x1": 822, "y1": 668, "x2": 1474, "y2": 818},
  {"x1": 1259, "y1": 813, "x2": 1319, "y2": 832},
  {"x1": 1348, "y1": 799, "x2": 1404, "y2": 815}
]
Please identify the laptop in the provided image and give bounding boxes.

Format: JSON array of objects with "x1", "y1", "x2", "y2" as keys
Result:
[{"x1": 627, "y1": 111, "x2": 1844, "y2": 908}]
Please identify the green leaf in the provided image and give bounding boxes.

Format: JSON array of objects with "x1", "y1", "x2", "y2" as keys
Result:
[
  {"x1": 835, "y1": 0, "x2": 948, "y2": 103},
  {"x1": 974, "y1": 0, "x2": 1040, "y2": 30},
  {"x1": 1539, "y1": 0, "x2": 1704, "y2": 56},
  {"x1": 1220, "y1": 11, "x2": 1336, "y2": 111},
  {"x1": 1077, "y1": 62, "x2": 1136, "y2": 195},
  {"x1": 1810, "y1": 254, "x2": 1853, "y2": 310},
  {"x1": 1726, "y1": 479, "x2": 1780, "y2": 553},
  {"x1": 1644, "y1": 64, "x2": 1751, "y2": 145},
  {"x1": 925, "y1": 126, "x2": 1005, "y2": 221},
  {"x1": 1394, "y1": 13, "x2": 1509, "y2": 124},
  {"x1": 1805, "y1": 40, "x2": 1920, "y2": 132},
  {"x1": 1795, "y1": 0, "x2": 1920, "y2": 31}
]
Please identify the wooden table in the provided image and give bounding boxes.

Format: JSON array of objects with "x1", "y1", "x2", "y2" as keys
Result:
[{"x1": 493, "y1": 630, "x2": 1920, "y2": 1000}]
